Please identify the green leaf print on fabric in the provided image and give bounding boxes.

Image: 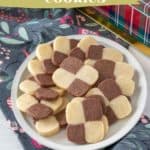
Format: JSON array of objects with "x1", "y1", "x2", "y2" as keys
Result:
[
  {"x1": 0, "y1": 71, "x2": 10, "y2": 82},
  {"x1": 0, "y1": 21, "x2": 10, "y2": 34},
  {"x1": 59, "y1": 24, "x2": 70, "y2": 29},
  {"x1": 85, "y1": 23, "x2": 98, "y2": 27},
  {"x1": 145, "y1": 124, "x2": 150, "y2": 128},
  {"x1": 6, "y1": 80, "x2": 12, "y2": 90},
  {"x1": 0, "y1": 31, "x2": 5, "y2": 35},
  {"x1": 18, "y1": 27, "x2": 29, "y2": 41},
  {"x1": 0, "y1": 37, "x2": 25, "y2": 45}
]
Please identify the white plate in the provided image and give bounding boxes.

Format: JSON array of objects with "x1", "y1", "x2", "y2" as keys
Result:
[{"x1": 11, "y1": 35, "x2": 147, "y2": 150}]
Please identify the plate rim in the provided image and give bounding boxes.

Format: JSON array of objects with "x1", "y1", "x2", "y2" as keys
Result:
[{"x1": 11, "y1": 34, "x2": 148, "y2": 150}]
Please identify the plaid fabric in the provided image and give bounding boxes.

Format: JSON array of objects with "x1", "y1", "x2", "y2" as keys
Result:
[{"x1": 94, "y1": 0, "x2": 150, "y2": 46}]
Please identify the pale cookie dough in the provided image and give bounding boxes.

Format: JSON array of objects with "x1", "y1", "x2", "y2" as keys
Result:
[
  {"x1": 102, "y1": 47, "x2": 123, "y2": 62},
  {"x1": 41, "y1": 97, "x2": 64, "y2": 114},
  {"x1": 51, "y1": 87, "x2": 65, "y2": 96},
  {"x1": 114, "y1": 62, "x2": 134, "y2": 79},
  {"x1": 84, "y1": 121, "x2": 105, "y2": 143},
  {"x1": 101, "y1": 115, "x2": 109, "y2": 135},
  {"x1": 19, "y1": 80, "x2": 40, "y2": 95},
  {"x1": 66, "y1": 97, "x2": 85, "y2": 125},
  {"x1": 35, "y1": 116, "x2": 60, "y2": 137},
  {"x1": 116, "y1": 76, "x2": 135, "y2": 96},
  {"x1": 28, "y1": 59, "x2": 45, "y2": 76},
  {"x1": 77, "y1": 36, "x2": 97, "y2": 53},
  {"x1": 109, "y1": 95, "x2": 132, "y2": 119},
  {"x1": 16, "y1": 94, "x2": 38, "y2": 112},
  {"x1": 36, "y1": 43, "x2": 53, "y2": 61},
  {"x1": 55, "y1": 97, "x2": 69, "y2": 114}
]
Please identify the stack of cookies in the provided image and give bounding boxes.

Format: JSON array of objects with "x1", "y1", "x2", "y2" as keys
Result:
[{"x1": 16, "y1": 36, "x2": 135, "y2": 144}]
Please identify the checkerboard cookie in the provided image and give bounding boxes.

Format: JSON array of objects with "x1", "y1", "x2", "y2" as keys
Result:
[
  {"x1": 36, "y1": 43, "x2": 58, "y2": 74},
  {"x1": 70, "y1": 36, "x2": 97, "y2": 61},
  {"x1": 87, "y1": 79, "x2": 132, "y2": 125},
  {"x1": 19, "y1": 79, "x2": 59, "y2": 100},
  {"x1": 66, "y1": 95, "x2": 108, "y2": 144},
  {"x1": 52, "y1": 56, "x2": 99, "y2": 96},
  {"x1": 96, "y1": 77, "x2": 135, "y2": 97},
  {"x1": 27, "y1": 76, "x2": 65, "y2": 96},
  {"x1": 85, "y1": 46, "x2": 123, "y2": 66},
  {"x1": 27, "y1": 59, "x2": 55, "y2": 87},
  {"x1": 16, "y1": 93, "x2": 67, "y2": 119},
  {"x1": 16, "y1": 95, "x2": 48, "y2": 120},
  {"x1": 105, "y1": 96, "x2": 132, "y2": 125},
  {"x1": 33, "y1": 96, "x2": 69, "y2": 136},
  {"x1": 34, "y1": 101, "x2": 68, "y2": 136},
  {"x1": 94, "y1": 59, "x2": 134, "y2": 82},
  {"x1": 52, "y1": 36, "x2": 78, "y2": 66}
]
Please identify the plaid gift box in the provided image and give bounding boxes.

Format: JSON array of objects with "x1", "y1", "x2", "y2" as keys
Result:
[{"x1": 93, "y1": 0, "x2": 150, "y2": 46}]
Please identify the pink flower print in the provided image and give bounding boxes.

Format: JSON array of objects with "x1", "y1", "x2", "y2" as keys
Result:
[
  {"x1": 0, "y1": 60, "x2": 3, "y2": 65},
  {"x1": 75, "y1": 15, "x2": 86, "y2": 26},
  {"x1": 7, "y1": 120, "x2": 18, "y2": 131},
  {"x1": 7, "y1": 120, "x2": 11, "y2": 127},
  {"x1": 19, "y1": 128, "x2": 25, "y2": 133},
  {"x1": 141, "y1": 115, "x2": 145, "y2": 119},
  {"x1": 31, "y1": 139, "x2": 44, "y2": 149},
  {"x1": 7, "y1": 97, "x2": 13, "y2": 110},
  {"x1": 60, "y1": 15, "x2": 74, "y2": 25},
  {"x1": 141, "y1": 116, "x2": 149, "y2": 124},
  {"x1": 11, "y1": 122, "x2": 19, "y2": 131},
  {"x1": 141, "y1": 118, "x2": 148, "y2": 124},
  {"x1": 7, "y1": 120, "x2": 25, "y2": 133},
  {"x1": 9, "y1": 121, "x2": 19, "y2": 131},
  {"x1": 78, "y1": 28, "x2": 99, "y2": 35},
  {"x1": 22, "y1": 49, "x2": 30, "y2": 57}
]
